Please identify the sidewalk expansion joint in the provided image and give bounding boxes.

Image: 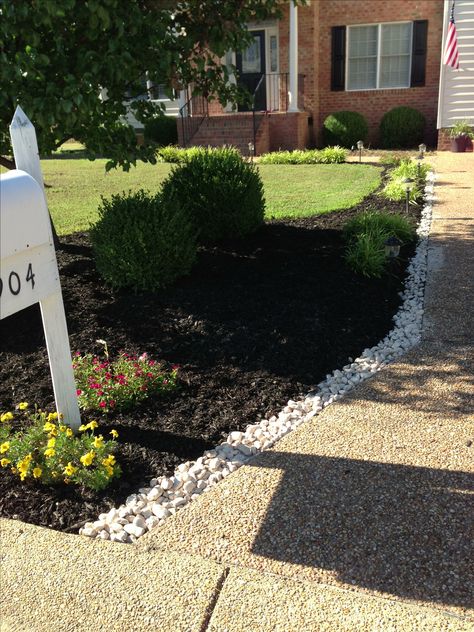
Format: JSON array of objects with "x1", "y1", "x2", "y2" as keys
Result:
[{"x1": 199, "y1": 566, "x2": 230, "y2": 632}]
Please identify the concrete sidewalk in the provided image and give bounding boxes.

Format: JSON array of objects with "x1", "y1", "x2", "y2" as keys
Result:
[{"x1": 1, "y1": 153, "x2": 473, "y2": 632}]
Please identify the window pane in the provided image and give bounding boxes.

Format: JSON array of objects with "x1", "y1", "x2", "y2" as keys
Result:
[
  {"x1": 242, "y1": 36, "x2": 261, "y2": 73},
  {"x1": 380, "y1": 55, "x2": 411, "y2": 87},
  {"x1": 348, "y1": 25, "x2": 378, "y2": 90},
  {"x1": 380, "y1": 23, "x2": 411, "y2": 87},
  {"x1": 348, "y1": 57, "x2": 377, "y2": 90},
  {"x1": 349, "y1": 25, "x2": 378, "y2": 58},
  {"x1": 381, "y1": 23, "x2": 411, "y2": 56},
  {"x1": 270, "y1": 35, "x2": 278, "y2": 72}
]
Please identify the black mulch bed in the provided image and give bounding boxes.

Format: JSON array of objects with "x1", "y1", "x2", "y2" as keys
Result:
[{"x1": 0, "y1": 180, "x2": 420, "y2": 533}]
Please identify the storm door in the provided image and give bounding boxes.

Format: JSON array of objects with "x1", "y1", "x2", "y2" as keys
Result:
[{"x1": 236, "y1": 30, "x2": 266, "y2": 111}]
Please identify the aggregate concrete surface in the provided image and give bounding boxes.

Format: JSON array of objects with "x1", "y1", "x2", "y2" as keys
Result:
[{"x1": 1, "y1": 152, "x2": 473, "y2": 632}]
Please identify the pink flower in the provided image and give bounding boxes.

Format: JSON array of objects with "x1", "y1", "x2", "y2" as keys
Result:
[
  {"x1": 171, "y1": 364, "x2": 180, "y2": 371},
  {"x1": 149, "y1": 360, "x2": 156, "y2": 366},
  {"x1": 76, "y1": 389, "x2": 82, "y2": 395},
  {"x1": 97, "y1": 390, "x2": 104, "y2": 396},
  {"x1": 139, "y1": 352, "x2": 148, "y2": 362},
  {"x1": 109, "y1": 400, "x2": 116, "y2": 408},
  {"x1": 99, "y1": 401, "x2": 106, "y2": 408}
]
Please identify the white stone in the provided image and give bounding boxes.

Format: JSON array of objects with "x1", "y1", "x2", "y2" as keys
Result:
[
  {"x1": 151, "y1": 504, "x2": 171, "y2": 520},
  {"x1": 147, "y1": 487, "x2": 163, "y2": 502}
]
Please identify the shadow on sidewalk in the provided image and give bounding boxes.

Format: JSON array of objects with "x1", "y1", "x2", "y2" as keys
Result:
[{"x1": 249, "y1": 451, "x2": 473, "y2": 609}]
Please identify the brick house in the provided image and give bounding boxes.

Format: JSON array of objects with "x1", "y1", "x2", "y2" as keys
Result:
[{"x1": 170, "y1": 0, "x2": 473, "y2": 154}]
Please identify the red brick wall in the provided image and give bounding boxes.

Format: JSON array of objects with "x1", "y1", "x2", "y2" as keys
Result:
[
  {"x1": 268, "y1": 112, "x2": 310, "y2": 151},
  {"x1": 312, "y1": 0, "x2": 443, "y2": 147}
]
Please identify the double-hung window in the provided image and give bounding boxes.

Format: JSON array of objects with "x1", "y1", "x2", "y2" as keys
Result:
[{"x1": 347, "y1": 22, "x2": 413, "y2": 90}]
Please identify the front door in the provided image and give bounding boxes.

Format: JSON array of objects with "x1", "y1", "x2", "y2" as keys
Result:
[{"x1": 236, "y1": 30, "x2": 266, "y2": 111}]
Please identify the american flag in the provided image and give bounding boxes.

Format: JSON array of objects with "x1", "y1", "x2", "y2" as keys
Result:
[{"x1": 444, "y1": 1, "x2": 460, "y2": 69}]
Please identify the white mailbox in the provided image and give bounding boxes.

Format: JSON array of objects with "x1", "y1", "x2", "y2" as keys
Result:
[
  {"x1": 1, "y1": 170, "x2": 59, "y2": 319},
  {"x1": 0, "y1": 106, "x2": 81, "y2": 430}
]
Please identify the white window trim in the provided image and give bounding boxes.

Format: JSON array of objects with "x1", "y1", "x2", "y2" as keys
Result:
[{"x1": 346, "y1": 21, "x2": 413, "y2": 92}]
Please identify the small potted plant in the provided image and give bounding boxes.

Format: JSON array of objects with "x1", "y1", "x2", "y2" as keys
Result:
[{"x1": 449, "y1": 120, "x2": 474, "y2": 153}]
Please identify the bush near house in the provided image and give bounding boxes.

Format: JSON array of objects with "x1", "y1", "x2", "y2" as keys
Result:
[
  {"x1": 90, "y1": 190, "x2": 197, "y2": 291},
  {"x1": 160, "y1": 147, "x2": 265, "y2": 244},
  {"x1": 144, "y1": 116, "x2": 178, "y2": 147},
  {"x1": 380, "y1": 106, "x2": 426, "y2": 149},
  {"x1": 322, "y1": 111, "x2": 368, "y2": 148}
]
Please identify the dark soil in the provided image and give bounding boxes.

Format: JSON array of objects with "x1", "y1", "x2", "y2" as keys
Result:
[{"x1": 0, "y1": 181, "x2": 420, "y2": 532}]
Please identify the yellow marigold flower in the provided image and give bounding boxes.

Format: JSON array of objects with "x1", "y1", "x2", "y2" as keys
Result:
[
  {"x1": 1, "y1": 458, "x2": 11, "y2": 467},
  {"x1": 89, "y1": 420, "x2": 98, "y2": 430},
  {"x1": 0, "y1": 442, "x2": 10, "y2": 454},
  {"x1": 102, "y1": 454, "x2": 116, "y2": 467},
  {"x1": 78, "y1": 424, "x2": 88, "y2": 432},
  {"x1": 80, "y1": 451, "x2": 95, "y2": 467},
  {"x1": 66, "y1": 428, "x2": 73, "y2": 438},
  {"x1": 1, "y1": 412, "x2": 14, "y2": 423},
  {"x1": 44, "y1": 447, "x2": 56, "y2": 458},
  {"x1": 17, "y1": 402, "x2": 28, "y2": 410},
  {"x1": 93, "y1": 435, "x2": 104, "y2": 448},
  {"x1": 59, "y1": 424, "x2": 67, "y2": 432},
  {"x1": 20, "y1": 471, "x2": 28, "y2": 481},
  {"x1": 63, "y1": 462, "x2": 76, "y2": 476},
  {"x1": 47, "y1": 437, "x2": 56, "y2": 448},
  {"x1": 33, "y1": 467, "x2": 42, "y2": 478},
  {"x1": 105, "y1": 464, "x2": 114, "y2": 477},
  {"x1": 24, "y1": 453, "x2": 33, "y2": 463},
  {"x1": 43, "y1": 422, "x2": 57, "y2": 435},
  {"x1": 47, "y1": 412, "x2": 59, "y2": 422},
  {"x1": 110, "y1": 429, "x2": 119, "y2": 439}
]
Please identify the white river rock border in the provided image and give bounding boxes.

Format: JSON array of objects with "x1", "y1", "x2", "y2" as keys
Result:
[{"x1": 80, "y1": 172, "x2": 436, "y2": 543}]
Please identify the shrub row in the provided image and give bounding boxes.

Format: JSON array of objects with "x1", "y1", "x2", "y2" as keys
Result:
[
  {"x1": 381, "y1": 158, "x2": 431, "y2": 203},
  {"x1": 323, "y1": 106, "x2": 426, "y2": 149},
  {"x1": 91, "y1": 147, "x2": 265, "y2": 291},
  {"x1": 259, "y1": 146, "x2": 347, "y2": 164}
]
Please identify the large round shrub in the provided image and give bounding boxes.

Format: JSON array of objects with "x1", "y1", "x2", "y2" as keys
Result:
[
  {"x1": 380, "y1": 106, "x2": 426, "y2": 148},
  {"x1": 90, "y1": 190, "x2": 197, "y2": 291},
  {"x1": 322, "y1": 111, "x2": 368, "y2": 148},
  {"x1": 160, "y1": 147, "x2": 265, "y2": 244},
  {"x1": 144, "y1": 116, "x2": 178, "y2": 146}
]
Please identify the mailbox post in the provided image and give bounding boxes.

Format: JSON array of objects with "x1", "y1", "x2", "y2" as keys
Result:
[{"x1": 0, "y1": 107, "x2": 81, "y2": 431}]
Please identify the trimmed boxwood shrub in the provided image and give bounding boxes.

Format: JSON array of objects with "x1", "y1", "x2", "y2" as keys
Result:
[
  {"x1": 144, "y1": 116, "x2": 178, "y2": 146},
  {"x1": 160, "y1": 147, "x2": 265, "y2": 244},
  {"x1": 90, "y1": 190, "x2": 197, "y2": 291},
  {"x1": 380, "y1": 106, "x2": 426, "y2": 148},
  {"x1": 322, "y1": 111, "x2": 368, "y2": 148}
]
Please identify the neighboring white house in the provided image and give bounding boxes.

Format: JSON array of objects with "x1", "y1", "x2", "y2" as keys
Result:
[{"x1": 438, "y1": 0, "x2": 474, "y2": 130}]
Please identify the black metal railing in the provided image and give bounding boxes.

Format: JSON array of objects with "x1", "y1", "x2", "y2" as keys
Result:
[
  {"x1": 179, "y1": 93, "x2": 209, "y2": 147},
  {"x1": 250, "y1": 73, "x2": 305, "y2": 156}
]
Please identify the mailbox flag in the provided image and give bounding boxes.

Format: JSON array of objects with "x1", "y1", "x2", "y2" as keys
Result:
[{"x1": 444, "y1": 2, "x2": 460, "y2": 69}]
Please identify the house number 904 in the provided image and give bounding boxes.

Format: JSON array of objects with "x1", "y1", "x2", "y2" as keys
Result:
[{"x1": 0, "y1": 263, "x2": 35, "y2": 297}]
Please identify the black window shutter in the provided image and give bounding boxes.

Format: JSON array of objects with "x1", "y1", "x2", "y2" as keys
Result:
[
  {"x1": 331, "y1": 26, "x2": 346, "y2": 91},
  {"x1": 411, "y1": 20, "x2": 428, "y2": 87}
]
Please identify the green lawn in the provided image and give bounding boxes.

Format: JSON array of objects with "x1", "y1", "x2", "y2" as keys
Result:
[{"x1": 37, "y1": 158, "x2": 381, "y2": 235}]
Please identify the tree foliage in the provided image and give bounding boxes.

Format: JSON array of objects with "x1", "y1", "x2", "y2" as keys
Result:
[{"x1": 0, "y1": 0, "x2": 287, "y2": 170}]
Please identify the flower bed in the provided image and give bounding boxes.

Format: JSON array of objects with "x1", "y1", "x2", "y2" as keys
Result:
[{"x1": 0, "y1": 179, "x2": 421, "y2": 533}]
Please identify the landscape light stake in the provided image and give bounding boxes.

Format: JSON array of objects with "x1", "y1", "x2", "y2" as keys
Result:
[
  {"x1": 357, "y1": 140, "x2": 364, "y2": 163},
  {"x1": 248, "y1": 141, "x2": 255, "y2": 162},
  {"x1": 384, "y1": 235, "x2": 402, "y2": 259},
  {"x1": 403, "y1": 177, "x2": 415, "y2": 214}
]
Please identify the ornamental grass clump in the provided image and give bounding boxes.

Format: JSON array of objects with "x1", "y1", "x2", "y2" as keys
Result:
[
  {"x1": 381, "y1": 158, "x2": 431, "y2": 203},
  {"x1": 343, "y1": 210, "x2": 416, "y2": 278},
  {"x1": 73, "y1": 341, "x2": 179, "y2": 413},
  {"x1": 0, "y1": 405, "x2": 120, "y2": 491}
]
